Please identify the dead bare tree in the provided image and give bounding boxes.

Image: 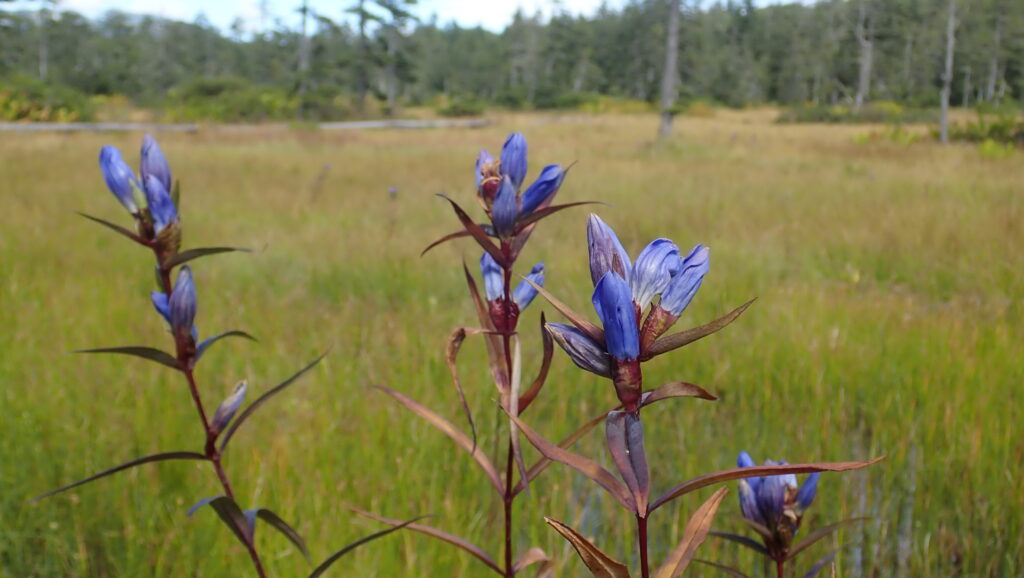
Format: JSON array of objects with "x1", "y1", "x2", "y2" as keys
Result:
[
  {"x1": 940, "y1": 0, "x2": 956, "y2": 144},
  {"x1": 658, "y1": 0, "x2": 681, "y2": 140}
]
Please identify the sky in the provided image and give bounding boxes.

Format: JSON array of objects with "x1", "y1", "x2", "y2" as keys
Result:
[{"x1": 10, "y1": 0, "x2": 630, "y2": 34}]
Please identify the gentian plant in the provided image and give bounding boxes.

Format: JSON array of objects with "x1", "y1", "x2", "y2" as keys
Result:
[
  {"x1": 510, "y1": 215, "x2": 880, "y2": 578},
  {"x1": 34, "y1": 135, "x2": 414, "y2": 577},
  {"x1": 699, "y1": 452, "x2": 863, "y2": 578},
  {"x1": 362, "y1": 132, "x2": 596, "y2": 578}
]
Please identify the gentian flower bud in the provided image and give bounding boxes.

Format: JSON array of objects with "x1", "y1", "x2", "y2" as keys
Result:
[
  {"x1": 210, "y1": 380, "x2": 247, "y2": 435},
  {"x1": 660, "y1": 245, "x2": 709, "y2": 316},
  {"x1": 736, "y1": 452, "x2": 820, "y2": 557},
  {"x1": 480, "y1": 252, "x2": 504, "y2": 302},
  {"x1": 169, "y1": 266, "x2": 197, "y2": 345},
  {"x1": 629, "y1": 239, "x2": 680, "y2": 310},
  {"x1": 500, "y1": 132, "x2": 528, "y2": 190},
  {"x1": 99, "y1": 146, "x2": 139, "y2": 214},
  {"x1": 140, "y1": 134, "x2": 172, "y2": 194},
  {"x1": 519, "y1": 164, "x2": 564, "y2": 216},
  {"x1": 587, "y1": 214, "x2": 631, "y2": 286},
  {"x1": 512, "y1": 263, "x2": 544, "y2": 310},
  {"x1": 546, "y1": 323, "x2": 611, "y2": 377},
  {"x1": 151, "y1": 291, "x2": 171, "y2": 325},
  {"x1": 143, "y1": 175, "x2": 178, "y2": 235},
  {"x1": 491, "y1": 176, "x2": 518, "y2": 238},
  {"x1": 592, "y1": 272, "x2": 639, "y2": 361}
]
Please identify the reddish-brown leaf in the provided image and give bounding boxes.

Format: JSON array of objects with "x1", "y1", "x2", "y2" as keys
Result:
[
  {"x1": 650, "y1": 457, "x2": 884, "y2": 513},
  {"x1": 445, "y1": 327, "x2": 495, "y2": 448},
  {"x1": 518, "y1": 312, "x2": 554, "y2": 413},
  {"x1": 376, "y1": 386, "x2": 504, "y2": 495},
  {"x1": 605, "y1": 411, "x2": 649, "y2": 516},
  {"x1": 351, "y1": 509, "x2": 502, "y2": 575},
  {"x1": 511, "y1": 407, "x2": 612, "y2": 497},
  {"x1": 421, "y1": 229, "x2": 473, "y2": 257},
  {"x1": 709, "y1": 531, "x2": 769, "y2": 555},
  {"x1": 507, "y1": 412, "x2": 634, "y2": 511},
  {"x1": 545, "y1": 517, "x2": 631, "y2": 578},
  {"x1": 463, "y1": 262, "x2": 508, "y2": 391},
  {"x1": 653, "y1": 487, "x2": 729, "y2": 578},
  {"x1": 513, "y1": 547, "x2": 553, "y2": 575},
  {"x1": 786, "y1": 518, "x2": 867, "y2": 561},
  {"x1": 521, "y1": 277, "x2": 605, "y2": 344},
  {"x1": 514, "y1": 201, "x2": 600, "y2": 232},
  {"x1": 643, "y1": 299, "x2": 756, "y2": 360},
  {"x1": 641, "y1": 382, "x2": 717, "y2": 407},
  {"x1": 439, "y1": 195, "x2": 506, "y2": 266}
]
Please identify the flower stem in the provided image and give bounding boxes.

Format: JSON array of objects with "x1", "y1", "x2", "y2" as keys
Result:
[
  {"x1": 776, "y1": 558, "x2": 785, "y2": 578},
  {"x1": 500, "y1": 244, "x2": 516, "y2": 578},
  {"x1": 637, "y1": 514, "x2": 650, "y2": 578}
]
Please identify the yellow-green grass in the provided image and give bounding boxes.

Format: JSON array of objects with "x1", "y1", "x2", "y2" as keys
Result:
[{"x1": 1, "y1": 111, "x2": 1021, "y2": 576}]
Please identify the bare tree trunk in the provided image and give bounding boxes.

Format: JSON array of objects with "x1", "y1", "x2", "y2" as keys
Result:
[
  {"x1": 962, "y1": 66, "x2": 971, "y2": 108},
  {"x1": 356, "y1": 0, "x2": 369, "y2": 114},
  {"x1": 658, "y1": 0, "x2": 681, "y2": 140},
  {"x1": 37, "y1": 8, "x2": 48, "y2": 81},
  {"x1": 940, "y1": 0, "x2": 956, "y2": 145},
  {"x1": 854, "y1": 0, "x2": 873, "y2": 110},
  {"x1": 297, "y1": 0, "x2": 311, "y2": 119},
  {"x1": 986, "y1": 7, "x2": 1003, "y2": 102}
]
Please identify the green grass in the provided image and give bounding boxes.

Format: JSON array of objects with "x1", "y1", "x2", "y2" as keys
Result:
[{"x1": 1, "y1": 110, "x2": 1022, "y2": 576}]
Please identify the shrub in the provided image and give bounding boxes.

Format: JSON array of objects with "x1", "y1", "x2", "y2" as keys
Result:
[
  {"x1": 778, "y1": 102, "x2": 936, "y2": 125},
  {"x1": 437, "y1": 96, "x2": 486, "y2": 117},
  {"x1": 165, "y1": 77, "x2": 298, "y2": 122},
  {"x1": 0, "y1": 75, "x2": 94, "y2": 122}
]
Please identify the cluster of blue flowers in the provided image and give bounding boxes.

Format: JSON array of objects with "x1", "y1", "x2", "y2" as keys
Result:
[
  {"x1": 100, "y1": 135, "x2": 179, "y2": 249},
  {"x1": 737, "y1": 451, "x2": 820, "y2": 555},
  {"x1": 547, "y1": 214, "x2": 709, "y2": 411}
]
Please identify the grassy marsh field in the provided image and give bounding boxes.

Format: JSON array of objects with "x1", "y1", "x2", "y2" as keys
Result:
[{"x1": 1, "y1": 111, "x2": 1022, "y2": 576}]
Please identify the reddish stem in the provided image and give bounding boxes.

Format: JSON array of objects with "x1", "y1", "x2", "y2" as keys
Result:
[
  {"x1": 776, "y1": 558, "x2": 785, "y2": 578},
  {"x1": 500, "y1": 243, "x2": 516, "y2": 578},
  {"x1": 638, "y1": 514, "x2": 650, "y2": 578}
]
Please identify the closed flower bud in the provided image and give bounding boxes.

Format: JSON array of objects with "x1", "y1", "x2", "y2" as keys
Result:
[
  {"x1": 143, "y1": 175, "x2": 179, "y2": 235},
  {"x1": 500, "y1": 132, "x2": 528, "y2": 190},
  {"x1": 169, "y1": 266, "x2": 197, "y2": 344},
  {"x1": 592, "y1": 272, "x2": 639, "y2": 361},
  {"x1": 519, "y1": 164, "x2": 564, "y2": 216},
  {"x1": 736, "y1": 452, "x2": 820, "y2": 556},
  {"x1": 587, "y1": 214, "x2": 631, "y2": 286},
  {"x1": 660, "y1": 245, "x2": 709, "y2": 316},
  {"x1": 210, "y1": 380, "x2": 247, "y2": 436},
  {"x1": 491, "y1": 176, "x2": 518, "y2": 239},
  {"x1": 546, "y1": 323, "x2": 611, "y2": 377},
  {"x1": 151, "y1": 291, "x2": 171, "y2": 325},
  {"x1": 140, "y1": 134, "x2": 172, "y2": 194},
  {"x1": 99, "y1": 146, "x2": 140, "y2": 214},
  {"x1": 512, "y1": 263, "x2": 544, "y2": 310},
  {"x1": 480, "y1": 252, "x2": 503, "y2": 302},
  {"x1": 630, "y1": 239, "x2": 680, "y2": 311}
]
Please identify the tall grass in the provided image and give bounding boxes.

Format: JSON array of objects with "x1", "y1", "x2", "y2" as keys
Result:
[{"x1": 1, "y1": 110, "x2": 1021, "y2": 576}]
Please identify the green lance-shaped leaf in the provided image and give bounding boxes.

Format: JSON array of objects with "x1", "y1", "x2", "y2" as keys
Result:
[
  {"x1": 75, "y1": 211, "x2": 147, "y2": 245},
  {"x1": 642, "y1": 298, "x2": 756, "y2": 360},
  {"x1": 188, "y1": 495, "x2": 252, "y2": 548},
  {"x1": 653, "y1": 487, "x2": 729, "y2": 578},
  {"x1": 244, "y1": 508, "x2": 311, "y2": 561},
  {"x1": 348, "y1": 510, "x2": 503, "y2": 575},
  {"x1": 786, "y1": 518, "x2": 867, "y2": 561},
  {"x1": 508, "y1": 412, "x2": 635, "y2": 511},
  {"x1": 693, "y1": 559, "x2": 752, "y2": 578},
  {"x1": 375, "y1": 386, "x2": 503, "y2": 495},
  {"x1": 219, "y1": 351, "x2": 327, "y2": 452},
  {"x1": 74, "y1": 346, "x2": 181, "y2": 370},
  {"x1": 437, "y1": 194, "x2": 506, "y2": 267},
  {"x1": 32, "y1": 451, "x2": 207, "y2": 501},
  {"x1": 195, "y1": 330, "x2": 258, "y2": 363},
  {"x1": 162, "y1": 246, "x2": 252, "y2": 269},
  {"x1": 545, "y1": 517, "x2": 630, "y2": 578},
  {"x1": 649, "y1": 457, "x2": 884, "y2": 513},
  {"x1": 708, "y1": 531, "x2": 769, "y2": 555}
]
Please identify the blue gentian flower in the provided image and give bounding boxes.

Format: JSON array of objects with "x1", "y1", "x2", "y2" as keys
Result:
[
  {"x1": 211, "y1": 381, "x2": 247, "y2": 435},
  {"x1": 500, "y1": 133, "x2": 528, "y2": 190},
  {"x1": 660, "y1": 245, "x2": 709, "y2": 316},
  {"x1": 99, "y1": 146, "x2": 140, "y2": 214},
  {"x1": 143, "y1": 175, "x2": 178, "y2": 235},
  {"x1": 587, "y1": 214, "x2": 632, "y2": 285},
  {"x1": 140, "y1": 134, "x2": 172, "y2": 194},
  {"x1": 473, "y1": 133, "x2": 566, "y2": 241},
  {"x1": 480, "y1": 252, "x2": 504, "y2": 302},
  {"x1": 592, "y1": 272, "x2": 640, "y2": 361},
  {"x1": 520, "y1": 164, "x2": 565, "y2": 216},
  {"x1": 736, "y1": 451, "x2": 820, "y2": 554},
  {"x1": 512, "y1": 263, "x2": 544, "y2": 310},
  {"x1": 630, "y1": 238, "x2": 681, "y2": 311},
  {"x1": 546, "y1": 323, "x2": 611, "y2": 377}
]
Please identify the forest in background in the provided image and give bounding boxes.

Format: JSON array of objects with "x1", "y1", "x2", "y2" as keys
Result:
[{"x1": 1, "y1": 0, "x2": 1022, "y2": 122}]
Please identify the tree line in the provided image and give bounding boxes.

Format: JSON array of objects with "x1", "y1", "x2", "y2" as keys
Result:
[{"x1": 0, "y1": 0, "x2": 1021, "y2": 119}]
